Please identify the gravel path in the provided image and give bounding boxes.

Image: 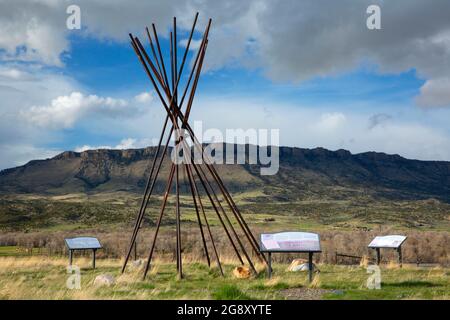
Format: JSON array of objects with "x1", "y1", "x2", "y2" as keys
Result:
[{"x1": 280, "y1": 288, "x2": 331, "y2": 300}]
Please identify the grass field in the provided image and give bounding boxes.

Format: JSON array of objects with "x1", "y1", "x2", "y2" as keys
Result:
[
  {"x1": 0, "y1": 191, "x2": 448, "y2": 300},
  {"x1": 0, "y1": 256, "x2": 448, "y2": 300},
  {"x1": 1, "y1": 192, "x2": 449, "y2": 232}
]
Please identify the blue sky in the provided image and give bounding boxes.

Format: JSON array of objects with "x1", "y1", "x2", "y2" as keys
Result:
[
  {"x1": 1, "y1": 0, "x2": 450, "y2": 169},
  {"x1": 65, "y1": 34, "x2": 424, "y2": 106}
]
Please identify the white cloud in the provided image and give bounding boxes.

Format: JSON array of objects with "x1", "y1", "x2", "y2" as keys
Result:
[
  {"x1": 179, "y1": 38, "x2": 202, "y2": 51},
  {"x1": 416, "y1": 77, "x2": 450, "y2": 108},
  {"x1": 316, "y1": 113, "x2": 346, "y2": 131},
  {"x1": 74, "y1": 144, "x2": 111, "y2": 152},
  {"x1": 0, "y1": 144, "x2": 62, "y2": 169},
  {"x1": 23, "y1": 91, "x2": 134, "y2": 129},
  {"x1": 188, "y1": 96, "x2": 450, "y2": 161},
  {"x1": 0, "y1": 2, "x2": 68, "y2": 66},
  {"x1": 0, "y1": 67, "x2": 31, "y2": 80},
  {"x1": 134, "y1": 92, "x2": 153, "y2": 103},
  {"x1": 0, "y1": 63, "x2": 153, "y2": 169},
  {"x1": 1, "y1": 1, "x2": 449, "y2": 85},
  {"x1": 116, "y1": 138, "x2": 139, "y2": 149},
  {"x1": 0, "y1": 64, "x2": 81, "y2": 169},
  {"x1": 75, "y1": 138, "x2": 155, "y2": 152}
]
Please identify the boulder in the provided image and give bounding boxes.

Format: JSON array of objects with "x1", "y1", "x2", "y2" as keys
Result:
[
  {"x1": 287, "y1": 258, "x2": 318, "y2": 272},
  {"x1": 287, "y1": 258, "x2": 307, "y2": 271},
  {"x1": 130, "y1": 259, "x2": 145, "y2": 270},
  {"x1": 93, "y1": 274, "x2": 115, "y2": 287},
  {"x1": 232, "y1": 266, "x2": 251, "y2": 279}
]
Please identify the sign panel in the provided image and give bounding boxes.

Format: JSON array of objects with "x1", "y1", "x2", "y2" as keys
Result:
[
  {"x1": 368, "y1": 235, "x2": 406, "y2": 249},
  {"x1": 260, "y1": 232, "x2": 321, "y2": 252},
  {"x1": 65, "y1": 237, "x2": 102, "y2": 250}
]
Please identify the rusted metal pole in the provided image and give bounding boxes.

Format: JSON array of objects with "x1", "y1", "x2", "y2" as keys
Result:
[
  {"x1": 122, "y1": 37, "x2": 178, "y2": 273},
  {"x1": 142, "y1": 164, "x2": 176, "y2": 279},
  {"x1": 175, "y1": 12, "x2": 199, "y2": 98},
  {"x1": 175, "y1": 162, "x2": 182, "y2": 278},
  {"x1": 136, "y1": 20, "x2": 210, "y2": 121},
  {"x1": 184, "y1": 40, "x2": 207, "y2": 121},
  {"x1": 173, "y1": 119, "x2": 265, "y2": 266},
  {"x1": 178, "y1": 122, "x2": 266, "y2": 265},
  {"x1": 151, "y1": 23, "x2": 170, "y2": 95},
  {"x1": 173, "y1": 17, "x2": 178, "y2": 105},
  {"x1": 170, "y1": 31, "x2": 175, "y2": 100},
  {"x1": 121, "y1": 115, "x2": 170, "y2": 273},
  {"x1": 185, "y1": 154, "x2": 244, "y2": 265},
  {"x1": 191, "y1": 158, "x2": 257, "y2": 274},
  {"x1": 202, "y1": 159, "x2": 267, "y2": 263},
  {"x1": 178, "y1": 142, "x2": 245, "y2": 266},
  {"x1": 182, "y1": 163, "x2": 211, "y2": 267},
  {"x1": 187, "y1": 164, "x2": 224, "y2": 276},
  {"x1": 136, "y1": 21, "x2": 209, "y2": 119},
  {"x1": 178, "y1": 20, "x2": 211, "y2": 111},
  {"x1": 145, "y1": 27, "x2": 166, "y2": 88},
  {"x1": 134, "y1": 36, "x2": 166, "y2": 95}
]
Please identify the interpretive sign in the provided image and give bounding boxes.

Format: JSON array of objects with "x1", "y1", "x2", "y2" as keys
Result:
[
  {"x1": 260, "y1": 232, "x2": 321, "y2": 282},
  {"x1": 65, "y1": 237, "x2": 102, "y2": 250},
  {"x1": 65, "y1": 237, "x2": 102, "y2": 269},
  {"x1": 260, "y1": 232, "x2": 321, "y2": 252},
  {"x1": 368, "y1": 235, "x2": 407, "y2": 249},
  {"x1": 368, "y1": 235, "x2": 407, "y2": 267}
]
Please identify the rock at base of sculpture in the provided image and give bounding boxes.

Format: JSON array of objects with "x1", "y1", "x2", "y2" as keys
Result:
[
  {"x1": 287, "y1": 258, "x2": 317, "y2": 272},
  {"x1": 232, "y1": 266, "x2": 251, "y2": 279},
  {"x1": 93, "y1": 274, "x2": 116, "y2": 286},
  {"x1": 130, "y1": 259, "x2": 145, "y2": 270}
]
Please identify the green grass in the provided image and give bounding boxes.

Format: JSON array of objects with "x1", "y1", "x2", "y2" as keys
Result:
[
  {"x1": 0, "y1": 246, "x2": 21, "y2": 257},
  {"x1": 0, "y1": 257, "x2": 448, "y2": 300},
  {"x1": 1, "y1": 192, "x2": 449, "y2": 232},
  {"x1": 212, "y1": 284, "x2": 253, "y2": 300},
  {"x1": 0, "y1": 246, "x2": 47, "y2": 257}
]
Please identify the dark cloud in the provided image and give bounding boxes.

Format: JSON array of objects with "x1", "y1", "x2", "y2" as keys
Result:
[
  {"x1": 78, "y1": 0, "x2": 450, "y2": 107},
  {"x1": 368, "y1": 113, "x2": 392, "y2": 129}
]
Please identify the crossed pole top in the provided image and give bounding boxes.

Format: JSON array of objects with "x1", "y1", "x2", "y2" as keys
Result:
[{"x1": 129, "y1": 12, "x2": 211, "y2": 132}]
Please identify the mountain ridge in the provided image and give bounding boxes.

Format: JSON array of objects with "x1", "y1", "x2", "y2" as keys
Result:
[{"x1": 1, "y1": 144, "x2": 450, "y2": 203}]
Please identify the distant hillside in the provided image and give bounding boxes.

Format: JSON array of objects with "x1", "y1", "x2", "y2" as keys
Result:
[{"x1": 1, "y1": 144, "x2": 450, "y2": 202}]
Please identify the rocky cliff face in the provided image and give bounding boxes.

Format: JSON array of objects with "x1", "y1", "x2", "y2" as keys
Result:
[{"x1": 1, "y1": 145, "x2": 450, "y2": 202}]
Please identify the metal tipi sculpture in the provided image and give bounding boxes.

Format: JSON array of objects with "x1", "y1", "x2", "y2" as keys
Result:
[{"x1": 122, "y1": 13, "x2": 267, "y2": 279}]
